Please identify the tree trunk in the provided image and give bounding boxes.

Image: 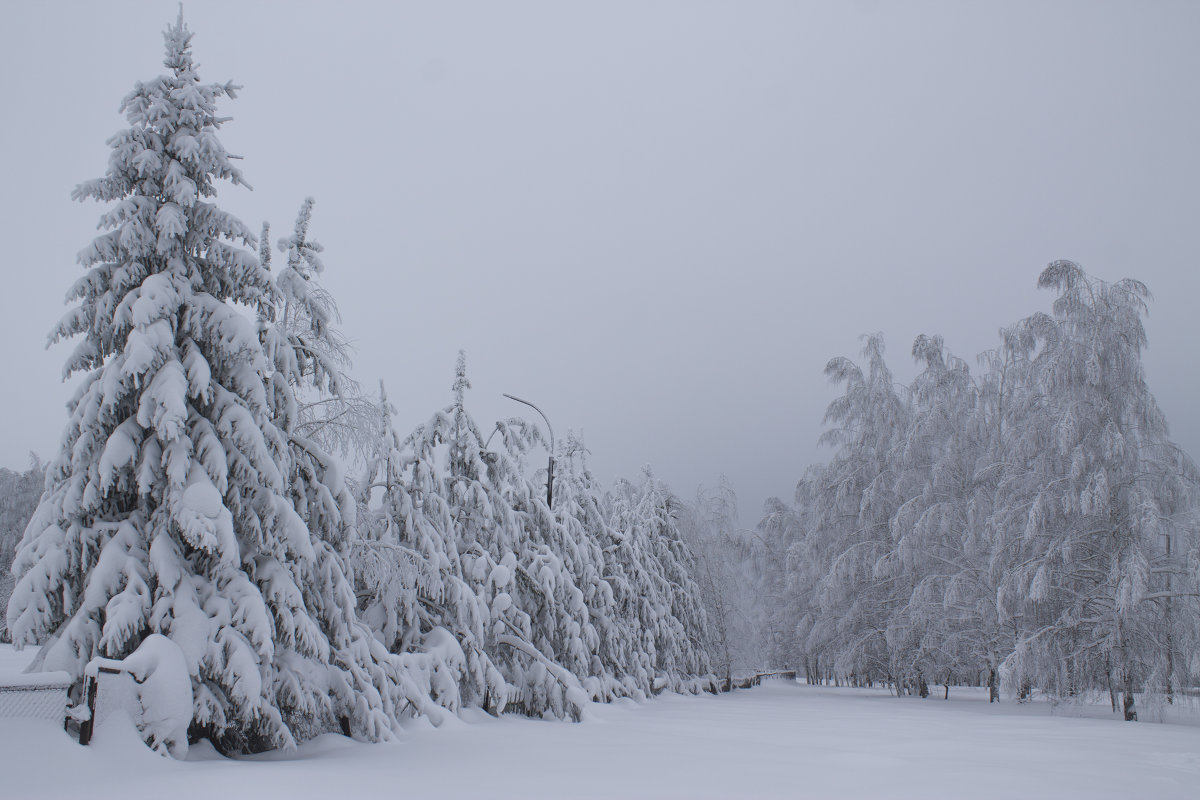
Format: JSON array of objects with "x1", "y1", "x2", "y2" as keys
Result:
[
  {"x1": 1122, "y1": 670, "x2": 1137, "y2": 722},
  {"x1": 1165, "y1": 532, "x2": 1174, "y2": 705},
  {"x1": 1106, "y1": 654, "x2": 1118, "y2": 714}
]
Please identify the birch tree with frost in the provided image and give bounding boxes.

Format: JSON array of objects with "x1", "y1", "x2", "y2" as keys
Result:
[
  {"x1": 753, "y1": 262, "x2": 1200, "y2": 715},
  {"x1": 997, "y1": 261, "x2": 1199, "y2": 717}
]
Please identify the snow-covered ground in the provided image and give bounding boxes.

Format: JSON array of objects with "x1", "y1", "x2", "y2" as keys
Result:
[
  {"x1": 3, "y1": 644, "x2": 1199, "y2": 800},
  {"x1": 0, "y1": 642, "x2": 35, "y2": 675}
]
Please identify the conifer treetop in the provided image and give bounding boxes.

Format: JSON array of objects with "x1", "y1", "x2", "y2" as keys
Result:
[
  {"x1": 58, "y1": 8, "x2": 261, "y2": 383},
  {"x1": 163, "y1": 7, "x2": 195, "y2": 77}
]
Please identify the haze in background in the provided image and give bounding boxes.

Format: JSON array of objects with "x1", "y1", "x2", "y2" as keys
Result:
[{"x1": 2, "y1": 1, "x2": 1197, "y2": 520}]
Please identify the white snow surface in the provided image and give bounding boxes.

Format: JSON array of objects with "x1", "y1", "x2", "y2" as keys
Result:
[
  {"x1": 0, "y1": 643, "x2": 38, "y2": 675},
  {"x1": 0, "y1": 669, "x2": 69, "y2": 689},
  {"x1": 2, "y1": 646, "x2": 1197, "y2": 800}
]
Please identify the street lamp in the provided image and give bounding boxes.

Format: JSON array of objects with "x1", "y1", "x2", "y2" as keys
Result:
[{"x1": 502, "y1": 393, "x2": 555, "y2": 509}]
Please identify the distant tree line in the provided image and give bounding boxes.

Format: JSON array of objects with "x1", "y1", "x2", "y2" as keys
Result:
[
  {"x1": 0, "y1": 458, "x2": 45, "y2": 642},
  {"x1": 753, "y1": 262, "x2": 1200, "y2": 720}
]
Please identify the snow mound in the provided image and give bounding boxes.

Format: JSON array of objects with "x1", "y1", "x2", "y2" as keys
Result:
[{"x1": 86, "y1": 634, "x2": 194, "y2": 758}]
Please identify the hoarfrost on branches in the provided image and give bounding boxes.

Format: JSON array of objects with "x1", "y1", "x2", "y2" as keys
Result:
[{"x1": 749, "y1": 262, "x2": 1200, "y2": 715}]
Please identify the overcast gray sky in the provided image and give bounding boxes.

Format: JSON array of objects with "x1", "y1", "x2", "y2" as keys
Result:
[{"x1": 2, "y1": 1, "x2": 1198, "y2": 520}]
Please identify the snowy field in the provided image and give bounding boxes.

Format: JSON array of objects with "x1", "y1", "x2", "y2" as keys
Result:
[{"x1": 2, "y1": 645, "x2": 1198, "y2": 800}]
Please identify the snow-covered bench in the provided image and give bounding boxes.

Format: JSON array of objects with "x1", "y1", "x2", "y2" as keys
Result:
[{"x1": 0, "y1": 671, "x2": 72, "y2": 723}]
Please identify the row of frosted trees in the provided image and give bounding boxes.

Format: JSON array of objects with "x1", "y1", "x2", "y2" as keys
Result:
[
  {"x1": 754, "y1": 262, "x2": 1200, "y2": 719},
  {"x1": 352, "y1": 354, "x2": 714, "y2": 726},
  {"x1": 5, "y1": 16, "x2": 712, "y2": 755}
]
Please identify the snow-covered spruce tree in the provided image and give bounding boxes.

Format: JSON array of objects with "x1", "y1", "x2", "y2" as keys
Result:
[
  {"x1": 6, "y1": 16, "x2": 385, "y2": 752},
  {"x1": 256, "y1": 200, "x2": 434, "y2": 743},
  {"x1": 441, "y1": 354, "x2": 589, "y2": 719},
  {"x1": 550, "y1": 433, "x2": 636, "y2": 700},
  {"x1": 586, "y1": 482, "x2": 657, "y2": 696},
  {"x1": 608, "y1": 469, "x2": 713, "y2": 694},
  {"x1": 997, "y1": 262, "x2": 1200, "y2": 718},
  {"x1": 487, "y1": 418, "x2": 602, "y2": 712},
  {"x1": 353, "y1": 382, "x2": 505, "y2": 715},
  {"x1": 259, "y1": 200, "x2": 376, "y2": 465}
]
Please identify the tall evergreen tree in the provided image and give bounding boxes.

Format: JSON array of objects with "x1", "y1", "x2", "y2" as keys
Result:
[
  {"x1": 256, "y1": 199, "x2": 423, "y2": 744},
  {"x1": 6, "y1": 15, "x2": 394, "y2": 752},
  {"x1": 608, "y1": 469, "x2": 713, "y2": 693},
  {"x1": 495, "y1": 417, "x2": 599, "y2": 712},
  {"x1": 259, "y1": 199, "x2": 375, "y2": 464},
  {"x1": 442, "y1": 353, "x2": 589, "y2": 719},
  {"x1": 353, "y1": 382, "x2": 505, "y2": 716},
  {"x1": 551, "y1": 434, "x2": 635, "y2": 700}
]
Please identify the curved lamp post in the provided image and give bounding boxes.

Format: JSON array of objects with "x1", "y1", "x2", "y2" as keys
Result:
[{"x1": 502, "y1": 393, "x2": 555, "y2": 509}]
